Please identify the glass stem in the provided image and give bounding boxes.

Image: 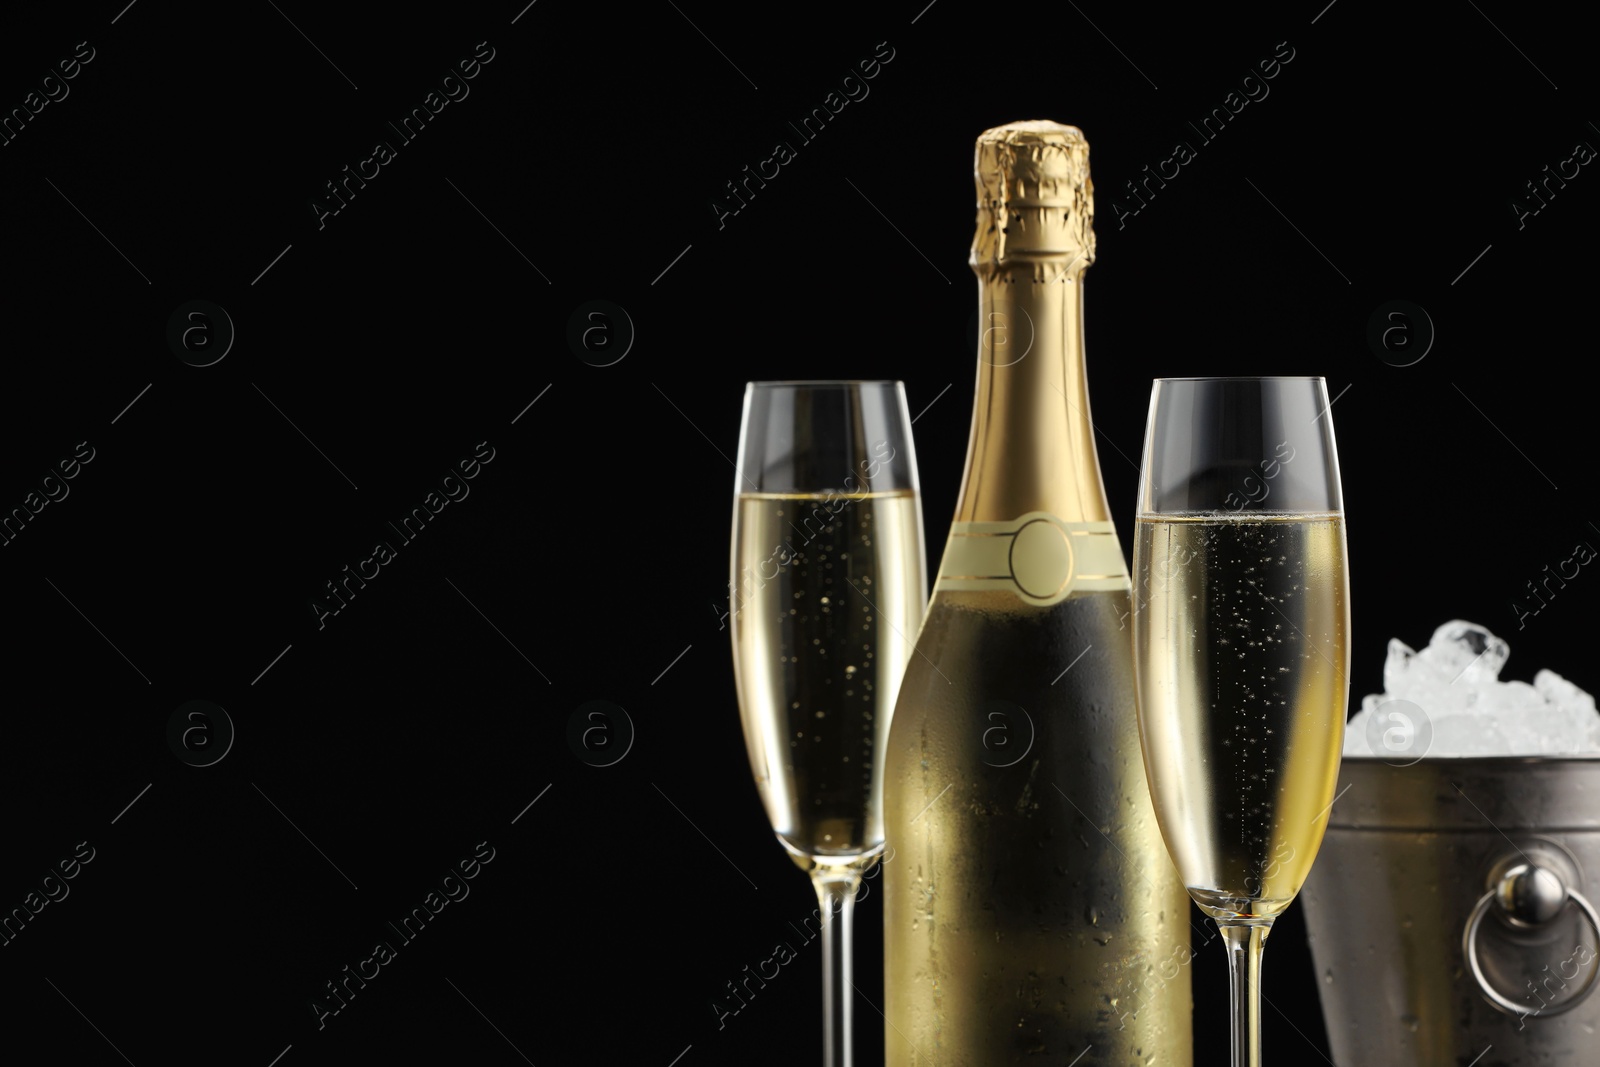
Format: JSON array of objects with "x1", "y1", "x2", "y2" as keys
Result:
[
  {"x1": 812, "y1": 869, "x2": 861, "y2": 1067},
  {"x1": 1221, "y1": 923, "x2": 1269, "y2": 1067}
]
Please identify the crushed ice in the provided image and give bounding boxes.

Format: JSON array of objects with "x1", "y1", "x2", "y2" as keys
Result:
[{"x1": 1344, "y1": 620, "x2": 1600, "y2": 757}]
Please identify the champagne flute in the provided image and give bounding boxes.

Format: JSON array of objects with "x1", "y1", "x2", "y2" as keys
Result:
[
  {"x1": 1131, "y1": 377, "x2": 1350, "y2": 1067},
  {"x1": 730, "y1": 381, "x2": 926, "y2": 1067}
]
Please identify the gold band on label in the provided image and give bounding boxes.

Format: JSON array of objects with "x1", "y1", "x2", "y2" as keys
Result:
[{"x1": 935, "y1": 513, "x2": 1128, "y2": 605}]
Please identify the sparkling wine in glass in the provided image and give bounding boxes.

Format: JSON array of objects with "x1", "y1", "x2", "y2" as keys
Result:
[
  {"x1": 1131, "y1": 376, "x2": 1350, "y2": 1067},
  {"x1": 730, "y1": 380, "x2": 926, "y2": 1067}
]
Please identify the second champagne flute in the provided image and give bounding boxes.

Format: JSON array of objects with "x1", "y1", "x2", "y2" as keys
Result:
[
  {"x1": 1131, "y1": 376, "x2": 1351, "y2": 1067},
  {"x1": 730, "y1": 381, "x2": 927, "y2": 1067}
]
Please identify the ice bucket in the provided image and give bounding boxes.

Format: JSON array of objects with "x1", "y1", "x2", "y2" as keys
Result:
[{"x1": 1302, "y1": 755, "x2": 1600, "y2": 1065}]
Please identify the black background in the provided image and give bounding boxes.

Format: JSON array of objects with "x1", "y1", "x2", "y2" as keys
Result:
[{"x1": 0, "y1": 1, "x2": 1593, "y2": 1065}]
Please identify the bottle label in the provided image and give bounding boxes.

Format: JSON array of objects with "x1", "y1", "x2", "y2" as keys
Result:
[{"x1": 935, "y1": 513, "x2": 1128, "y2": 605}]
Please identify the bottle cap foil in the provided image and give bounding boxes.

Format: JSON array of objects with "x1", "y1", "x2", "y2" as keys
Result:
[{"x1": 973, "y1": 120, "x2": 1095, "y2": 276}]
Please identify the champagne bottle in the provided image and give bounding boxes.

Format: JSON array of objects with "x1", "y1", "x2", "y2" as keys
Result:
[{"x1": 883, "y1": 121, "x2": 1193, "y2": 1066}]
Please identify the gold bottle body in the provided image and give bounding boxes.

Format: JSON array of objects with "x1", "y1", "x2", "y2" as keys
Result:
[
  {"x1": 883, "y1": 585, "x2": 1192, "y2": 1065},
  {"x1": 882, "y1": 121, "x2": 1192, "y2": 1066}
]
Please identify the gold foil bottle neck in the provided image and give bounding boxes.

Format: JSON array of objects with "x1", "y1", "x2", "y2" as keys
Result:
[{"x1": 972, "y1": 120, "x2": 1095, "y2": 277}]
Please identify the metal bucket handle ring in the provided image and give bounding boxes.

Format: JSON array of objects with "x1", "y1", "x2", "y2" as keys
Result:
[{"x1": 1465, "y1": 862, "x2": 1600, "y2": 1017}]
